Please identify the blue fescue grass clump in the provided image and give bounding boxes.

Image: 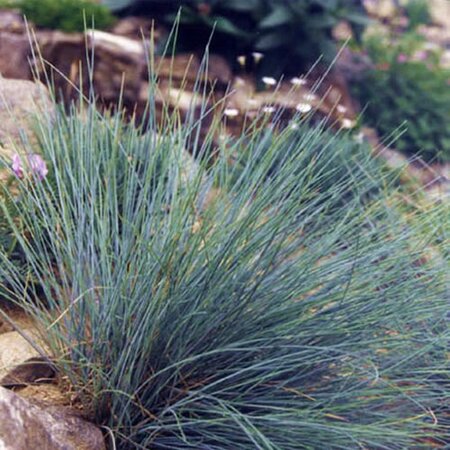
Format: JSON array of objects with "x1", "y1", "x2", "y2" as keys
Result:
[{"x1": 0, "y1": 72, "x2": 449, "y2": 448}]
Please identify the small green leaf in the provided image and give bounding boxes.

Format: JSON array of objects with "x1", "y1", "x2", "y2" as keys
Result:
[
  {"x1": 344, "y1": 12, "x2": 372, "y2": 26},
  {"x1": 259, "y1": 6, "x2": 292, "y2": 29},
  {"x1": 255, "y1": 31, "x2": 288, "y2": 50},
  {"x1": 210, "y1": 16, "x2": 252, "y2": 38}
]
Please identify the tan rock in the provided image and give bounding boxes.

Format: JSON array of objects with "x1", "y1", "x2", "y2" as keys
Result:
[
  {"x1": 0, "y1": 10, "x2": 30, "y2": 79},
  {"x1": 364, "y1": 0, "x2": 399, "y2": 19},
  {"x1": 0, "y1": 329, "x2": 45, "y2": 381},
  {"x1": 0, "y1": 33, "x2": 32, "y2": 80},
  {"x1": 0, "y1": 9, "x2": 26, "y2": 33},
  {"x1": 0, "y1": 386, "x2": 105, "y2": 450},
  {"x1": 0, "y1": 78, "x2": 53, "y2": 157},
  {"x1": 152, "y1": 53, "x2": 233, "y2": 89},
  {"x1": 87, "y1": 29, "x2": 146, "y2": 109},
  {"x1": 36, "y1": 29, "x2": 147, "y2": 115},
  {"x1": 428, "y1": 0, "x2": 450, "y2": 28}
]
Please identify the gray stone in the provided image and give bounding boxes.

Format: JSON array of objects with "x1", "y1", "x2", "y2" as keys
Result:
[{"x1": 0, "y1": 386, "x2": 105, "y2": 450}]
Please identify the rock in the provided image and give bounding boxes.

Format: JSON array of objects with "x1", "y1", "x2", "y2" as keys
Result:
[
  {"x1": 0, "y1": 78, "x2": 53, "y2": 157},
  {"x1": 35, "y1": 29, "x2": 147, "y2": 114},
  {"x1": 35, "y1": 31, "x2": 87, "y2": 101},
  {"x1": 111, "y1": 15, "x2": 165, "y2": 44},
  {"x1": 363, "y1": 127, "x2": 450, "y2": 201},
  {"x1": 428, "y1": 0, "x2": 450, "y2": 28},
  {"x1": 151, "y1": 53, "x2": 233, "y2": 89},
  {"x1": 363, "y1": 0, "x2": 399, "y2": 19},
  {"x1": 136, "y1": 53, "x2": 232, "y2": 145},
  {"x1": 0, "y1": 10, "x2": 233, "y2": 124},
  {"x1": 0, "y1": 329, "x2": 46, "y2": 382},
  {"x1": 0, "y1": 10, "x2": 30, "y2": 79},
  {"x1": 224, "y1": 73, "x2": 357, "y2": 137},
  {"x1": 0, "y1": 316, "x2": 54, "y2": 388},
  {"x1": 0, "y1": 32, "x2": 32, "y2": 79},
  {"x1": 87, "y1": 29, "x2": 147, "y2": 111},
  {"x1": 1, "y1": 356, "x2": 55, "y2": 387},
  {"x1": 0, "y1": 9, "x2": 26, "y2": 33},
  {"x1": 0, "y1": 305, "x2": 37, "y2": 335},
  {"x1": 0, "y1": 386, "x2": 105, "y2": 450},
  {"x1": 0, "y1": 21, "x2": 149, "y2": 120}
]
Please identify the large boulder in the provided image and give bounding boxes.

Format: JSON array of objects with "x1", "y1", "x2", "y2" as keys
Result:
[
  {"x1": 36, "y1": 29, "x2": 147, "y2": 113},
  {"x1": 0, "y1": 10, "x2": 30, "y2": 79},
  {"x1": 0, "y1": 78, "x2": 53, "y2": 157},
  {"x1": 0, "y1": 386, "x2": 105, "y2": 450}
]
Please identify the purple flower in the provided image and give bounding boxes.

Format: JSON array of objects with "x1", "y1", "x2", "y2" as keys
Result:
[
  {"x1": 415, "y1": 50, "x2": 428, "y2": 61},
  {"x1": 397, "y1": 53, "x2": 408, "y2": 63},
  {"x1": 11, "y1": 153, "x2": 48, "y2": 181},
  {"x1": 11, "y1": 153, "x2": 24, "y2": 178}
]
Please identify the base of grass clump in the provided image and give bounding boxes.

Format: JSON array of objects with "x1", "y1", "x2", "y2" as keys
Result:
[{"x1": 0, "y1": 76, "x2": 449, "y2": 449}]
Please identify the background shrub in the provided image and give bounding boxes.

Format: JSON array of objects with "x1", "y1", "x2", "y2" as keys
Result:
[
  {"x1": 0, "y1": 0, "x2": 115, "y2": 32},
  {"x1": 102, "y1": 0, "x2": 369, "y2": 77},
  {"x1": 352, "y1": 32, "x2": 450, "y2": 162},
  {"x1": 404, "y1": 0, "x2": 431, "y2": 30}
]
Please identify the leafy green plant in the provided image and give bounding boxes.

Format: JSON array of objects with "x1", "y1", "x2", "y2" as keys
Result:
[
  {"x1": 404, "y1": 0, "x2": 431, "y2": 30},
  {"x1": 102, "y1": 0, "x2": 369, "y2": 77},
  {"x1": 0, "y1": 0, "x2": 115, "y2": 32},
  {"x1": 0, "y1": 59, "x2": 448, "y2": 448},
  {"x1": 353, "y1": 32, "x2": 450, "y2": 162}
]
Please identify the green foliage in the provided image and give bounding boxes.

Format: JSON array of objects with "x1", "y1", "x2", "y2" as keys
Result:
[
  {"x1": 404, "y1": 0, "x2": 432, "y2": 30},
  {"x1": 0, "y1": 0, "x2": 115, "y2": 32},
  {"x1": 353, "y1": 33, "x2": 450, "y2": 162},
  {"x1": 1, "y1": 69, "x2": 449, "y2": 450},
  {"x1": 102, "y1": 0, "x2": 369, "y2": 77}
]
